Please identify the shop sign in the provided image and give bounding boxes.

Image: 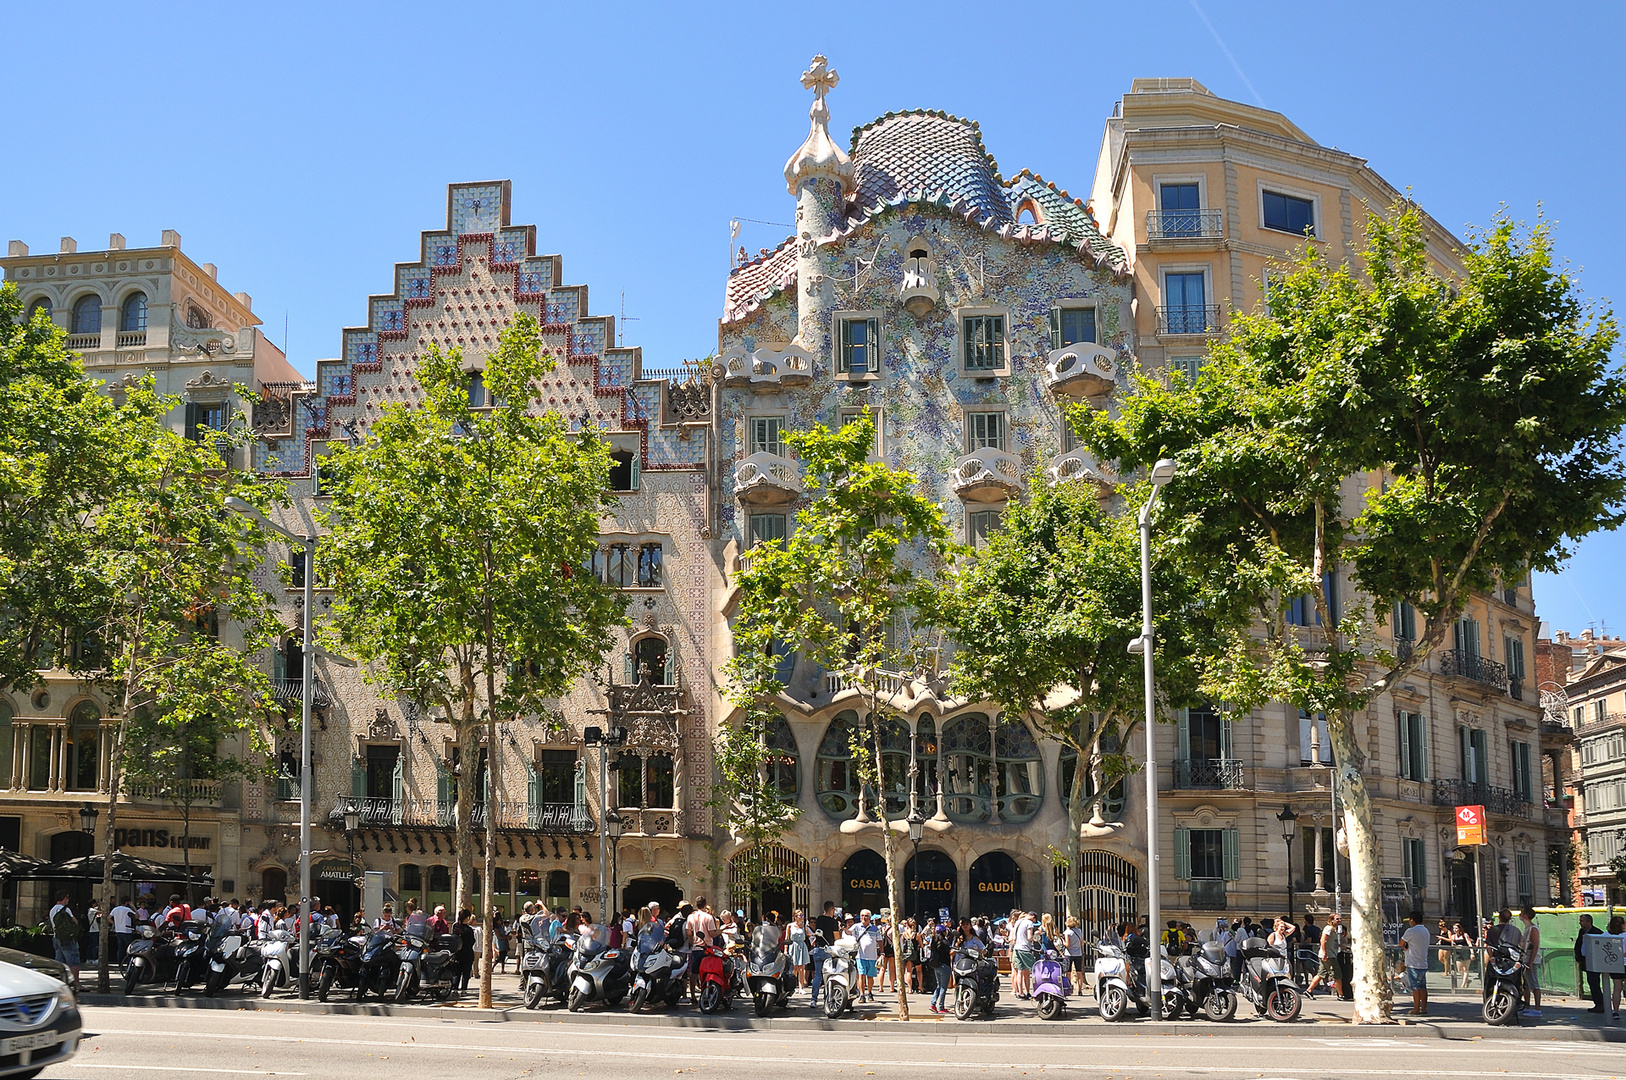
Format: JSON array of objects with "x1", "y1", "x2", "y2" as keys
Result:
[
  {"x1": 847, "y1": 877, "x2": 886, "y2": 891},
  {"x1": 112, "y1": 827, "x2": 212, "y2": 851},
  {"x1": 314, "y1": 859, "x2": 358, "y2": 883},
  {"x1": 907, "y1": 876, "x2": 955, "y2": 893},
  {"x1": 1454, "y1": 805, "x2": 1486, "y2": 846},
  {"x1": 975, "y1": 880, "x2": 1015, "y2": 894}
]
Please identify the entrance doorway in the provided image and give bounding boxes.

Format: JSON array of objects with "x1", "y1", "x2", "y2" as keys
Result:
[
  {"x1": 1054, "y1": 850, "x2": 1138, "y2": 950},
  {"x1": 840, "y1": 848, "x2": 888, "y2": 916},
  {"x1": 623, "y1": 876, "x2": 683, "y2": 914},
  {"x1": 729, "y1": 844, "x2": 810, "y2": 921},
  {"x1": 904, "y1": 849, "x2": 957, "y2": 923},
  {"x1": 969, "y1": 851, "x2": 1021, "y2": 917}
]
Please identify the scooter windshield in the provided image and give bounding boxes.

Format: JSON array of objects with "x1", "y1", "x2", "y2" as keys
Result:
[
  {"x1": 750, "y1": 924, "x2": 782, "y2": 964},
  {"x1": 530, "y1": 920, "x2": 554, "y2": 947},
  {"x1": 207, "y1": 914, "x2": 236, "y2": 948},
  {"x1": 575, "y1": 924, "x2": 610, "y2": 956},
  {"x1": 403, "y1": 912, "x2": 431, "y2": 940}
]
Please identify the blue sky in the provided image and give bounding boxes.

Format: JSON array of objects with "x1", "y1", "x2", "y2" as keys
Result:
[{"x1": 3, "y1": 1, "x2": 1621, "y2": 634}]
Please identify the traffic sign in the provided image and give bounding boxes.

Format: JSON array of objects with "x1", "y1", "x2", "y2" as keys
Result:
[{"x1": 1455, "y1": 804, "x2": 1486, "y2": 845}]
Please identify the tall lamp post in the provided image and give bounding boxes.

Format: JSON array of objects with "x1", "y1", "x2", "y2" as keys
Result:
[
  {"x1": 1277, "y1": 806, "x2": 1299, "y2": 919},
  {"x1": 607, "y1": 811, "x2": 626, "y2": 920},
  {"x1": 1129, "y1": 457, "x2": 1178, "y2": 1007},
  {"x1": 225, "y1": 496, "x2": 354, "y2": 998},
  {"x1": 582, "y1": 725, "x2": 627, "y2": 921},
  {"x1": 906, "y1": 809, "x2": 924, "y2": 922},
  {"x1": 343, "y1": 805, "x2": 361, "y2": 920}
]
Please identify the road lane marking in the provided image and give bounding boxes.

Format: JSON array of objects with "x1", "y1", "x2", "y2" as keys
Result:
[{"x1": 69, "y1": 1066, "x2": 305, "y2": 1075}]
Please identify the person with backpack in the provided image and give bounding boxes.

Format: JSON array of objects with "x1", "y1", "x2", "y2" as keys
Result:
[{"x1": 49, "y1": 892, "x2": 81, "y2": 986}]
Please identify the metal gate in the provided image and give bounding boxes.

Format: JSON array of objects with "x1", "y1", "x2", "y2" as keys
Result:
[
  {"x1": 729, "y1": 843, "x2": 810, "y2": 919},
  {"x1": 1053, "y1": 849, "x2": 1140, "y2": 953}
]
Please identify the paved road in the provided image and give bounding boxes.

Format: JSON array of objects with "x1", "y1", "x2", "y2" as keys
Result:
[{"x1": 41, "y1": 1006, "x2": 1626, "y2": 1080}]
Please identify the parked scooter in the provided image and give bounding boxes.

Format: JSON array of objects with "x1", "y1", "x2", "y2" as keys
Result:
[
  {"x1": 819, "y1": 937, "x2": 857, "y2": 1018},
  {"x1": 744, "y1": 923, "x2": 793, "y2": 1018},
  {"x1": 951, "y1": 938, "x2": 1000, "y2": 1020},
  {"x1": 123, "y1": 925, "x2": 179, "y2": 995},
  {"x1": 312, "y1": 927, "x2": 366, "y2": 1002},
  {"x1": 356, "y1": 925, "x2": 403, "y2": 1002},
  {"x1": 1174, "y1": 937, "x2": 1238, "y2": 1020},
  {"x1": 627, "y1": 940, "x2": 686, "y2": 1013},
  {"x1": 1031, "y1": 947, "x2": 1073, "y2": 1020},
  {"x1": 696, "y1": 941, "x2": 738, "y2": 1014},
  {"x1": 566, "y1": 924, "x2": 632, "y2": 1012},
  {"x1": 1094, "y1": 936, "x2": 1184, "y2": 1021},
  {"x1": 204, "y1": 913, "x2": 262, "y2": 997},
  {"x1": 257, "y1": 927, "x2": 299, "y2": 998},
  {"x1": 172, "y1": 920, "x2": 210, "y2": 992},
  {"x1": 520, "y1": 919, "x2": 555, "y2": 1009},
  {"x1": 1235, "y1": 936, "x2": 1301, "y2": 1021},
  {"x1": 1482, "y1": 941, "x2": 1527, "y2": 1025},
  {"x1": 395, "y1": 911, "x2": 458, "y2": 1003}
]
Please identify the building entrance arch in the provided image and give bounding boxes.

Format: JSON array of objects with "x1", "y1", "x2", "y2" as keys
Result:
[
  {"x1": 903, "y1": 848, "x2": 957, "y2": 922},
  {"x1": 840, "y1": 848, "x2": 888, "y2": 916},
  {"x1": 1054, "y1": 849, "x2": 1139, "y2": 949},
  {"x1": 969, "y1": 851, "x2": 1021, "y2": 917},
  {"x1": 623, "y1": 876, "x2": 683, "y2": 915},
  {"x1": 728, "y1": 844, "x2": 809, "y2": 921}
]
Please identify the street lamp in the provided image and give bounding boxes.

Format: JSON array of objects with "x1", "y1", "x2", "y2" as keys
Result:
[
  {"x1": 343, "y1": 804, "x2": 361, "y2": 919},
  {"x1": 1128, "y1": 457, "x2": 1177, "y2": 1006},
  {"x1": 1277, "y1": 806, "x2": 1299, "y2": 918},
  {"x1": 78, "y1": 803, "x2": 99, "y2": 836},
  {"x1": 607, "y1": 811, "x2": 626, "y2": 920},
  {"x1": 906, "y1": 809, "x2": 925, "y2": 922},
  {"x1": 583, "y1": 725, "x2": 627, "y2": 920}
]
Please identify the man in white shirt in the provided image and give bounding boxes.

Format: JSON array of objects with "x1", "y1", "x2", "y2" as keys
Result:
[
  {"x1": 853, "y1": 910, "x2": 881, "y2": 1002},
  {"x1": 110, "y1": 897, "x2": 136, "y2": 962},
  {"x1": 1400, "y1": 911, "x2": 1433, "y2": 1016},
  {"x1": 48, "y1": 892, "x2": 80, "y2": 985},
  {"x1": 1011, "y1": 911, "x2": 1037, "y2": 998}
]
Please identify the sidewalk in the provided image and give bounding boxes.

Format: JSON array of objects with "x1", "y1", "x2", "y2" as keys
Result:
[{"x1": 83, "y1": 977, "x2": 1626, "y2": 1041}]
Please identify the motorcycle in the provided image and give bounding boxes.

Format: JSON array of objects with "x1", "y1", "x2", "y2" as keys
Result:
[
  {"x1": 1481, "y1": 941, "x2": 1527, "y2": 1025},
  {"x1": 627, "y1": 939, "x2": 686, "y2": 1013},
  {"x1": 696, "y1": 941, "x2": 738, "y2": 1015},
  {"x1": 566, "y1": 924, "x2": 632, "y2": 1012},
  {"x1": 819, "y1": 938, "x2": 857, "y2": 1018},
  {"x1": 172, "y1": 920, "x2": 209, "y2": 992},
  {"x1": 257, "y1": 927, "x2": 299, "y2": 998},
  {"x1": 1030, "y1": 947, "x2": 1073, "y2": 1020},
  {"x1": 1235, "y1": 936, "x2": 1301, "y2": 1022},
  {"x1": 395, "y1": 911, "x2": 458, "y2": 1003},
  {"x1": 951, "y1": 938, "x2": 1000, "y2": 1020},
  {"x1": 744, "y1": 923, "x2": 793, "y2": 1018},
  {"x1": 1094, "y1": 936, "x2": 1183, "y2": 1021},
  {"x1": 1174, "y1": 938, "x2": 1238, "y2": 1021},
  {"x1": 520, "y1": 919, "x2": 555, "y2": 1009},
  {"x1": 357, "y1": 925, "x2": 403, "y2": 1001},
  {"x1": 204, "y1": 914, "x2": 262, "y2": 997},
  {"x1": 123, "y1": 925, "x2": 179, "y2": 995},
  {"x1": 312, "y1": 927, "x2": 366, "y2": 1002}
]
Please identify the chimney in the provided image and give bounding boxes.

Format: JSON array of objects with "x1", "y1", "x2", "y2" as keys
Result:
[
  {"x1": 6, "y1": 241, "x2": 26, "y2": 257},
  {"x1": 161, "y1": 230, "x2": 182, "y2": 248},
  {"x1": 60, "y1": 237, "x2": 77, "y2": 254},
  {"x1": 109, "y1": 233, "x2": 126, "y2": 250},
  {"x1": 233, "y1": 291, "x2": 252, "y2": 310},
  {"x1": 202, "y1": 263, "x2": 218, "y2": 280}
]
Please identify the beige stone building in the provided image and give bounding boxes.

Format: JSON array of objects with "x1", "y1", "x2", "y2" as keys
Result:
[
  {"x1": 1540, "y1": 629, "x2": 1626, "y2": 903},
  {"x1": 1, "y1": 233, "x2": 300, "y2": 921}
]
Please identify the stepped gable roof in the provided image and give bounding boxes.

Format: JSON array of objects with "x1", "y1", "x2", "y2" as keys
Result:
[
  {"x1": 723, "y1": 235, "x2": 798, "y2": 325},
  {"x1": 1003, "y1": 169, "x2": 1126, "y2": 271},
  {"x1": 849, "y1": 110, "x2": 1011, "y2": 230}
]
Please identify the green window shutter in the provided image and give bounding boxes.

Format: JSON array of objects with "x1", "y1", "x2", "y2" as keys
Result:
[
  {"x1": 1173, "y1": 827, "x2": 1191, "y2": 880},
  {"x1": 1048, "y1": 308, "x2": 1061, "y2": 351},
  {"x1": 184, "y1": 401, "x2": 199, "y2": 442},
  {"x1": 1418, "y1": 716, "x2": 1429, "y2": 779},
  {"x1": 1220, "y1": 713, "x2": 1233, "y2": 759},
  {"x1": 436, "y1": 760, "x2": 453, "y2": 810},
  {"x1": 527, "y1": 762, "x2": 542, "y2": 829},
  {"x1": 391, "y1": 756, "x2": 404, "y2": 824},
  {"x1": 572, "y1": 759, "x2": 588, "y2": 829},
  {"x1": 351, "y1": 757, "x2": 366, "y2": 798},
  {"x1": 1397, "y1": 713, "x2": 1411, "y2": 779},
  {"x1": 1177, "y1": 709, "x2": 1190, "y2": 762},
  {"x1": 1222, "y1": 829, "x2": 1241, "y2": 881},
  {"x1": 629, "y1": 450, "x2": 640, "y2": 492},
  {"x1": 624, "y1": 648, "x2": 636, "y2": 684}
]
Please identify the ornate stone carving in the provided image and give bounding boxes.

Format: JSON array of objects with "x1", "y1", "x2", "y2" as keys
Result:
[{"x1": 368, "y1": 708, "x2": 401, "y2": 742}]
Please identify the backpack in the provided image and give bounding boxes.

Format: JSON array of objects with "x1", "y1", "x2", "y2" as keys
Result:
[{"x1": 52, "y1": 906, "x2": 77, "y2": 944}]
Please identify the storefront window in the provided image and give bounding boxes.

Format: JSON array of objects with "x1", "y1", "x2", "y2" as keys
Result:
[
  {"x1": 398, "y1": 863, "x2": 422, "y2": 891},
  {"x1": 546, "y1": 870, "x2": 570, "y2": 910},
  {"x1": 969, "y1": 852, "x2": 1021, "y2": 917},
  {"x1": 841, "y1": 848, "x2": 888, "y2": 914}
]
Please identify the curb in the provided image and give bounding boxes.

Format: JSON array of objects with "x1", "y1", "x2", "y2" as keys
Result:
[{"x1": 78, "y1": 994, "x2": 1626, "y2": 1042}]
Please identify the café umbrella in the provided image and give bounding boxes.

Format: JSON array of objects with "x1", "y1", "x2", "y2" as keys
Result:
[
  {"x1": 0, "y1": 851, "x2": 48, "y2": 879},
  {"x1": 31, "y1": 850, "x2": 213, "y2": 885}
]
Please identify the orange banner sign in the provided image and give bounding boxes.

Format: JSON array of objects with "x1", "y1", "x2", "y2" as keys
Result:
[{"x1": 1455, "y1": 804, "x2": 1487, "y2": 846}]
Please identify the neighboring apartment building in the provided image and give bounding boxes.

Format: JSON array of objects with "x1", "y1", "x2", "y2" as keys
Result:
[
  {"x1": 1088, "y1": 78, "x2": 1568, "y2": 926},
  {"x1": 1539, "y1": 628, "x2": 1626, "y2": 904},
  {"x1": 0, "y1": 234, "x2": 301, "y2": 920}
]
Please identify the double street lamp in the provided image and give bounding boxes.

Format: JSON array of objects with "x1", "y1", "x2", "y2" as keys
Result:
[
  {"x1": 583, "y1": 725, "x2": 627, "y2": 921},
  {"x1": 906, "y1": 809, "x2": 925, "y2": 922}
]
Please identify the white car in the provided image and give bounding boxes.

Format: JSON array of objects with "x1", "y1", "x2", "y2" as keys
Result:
[{"x1": 0, "y1": 960, "x2": 82, "y2": 1077}]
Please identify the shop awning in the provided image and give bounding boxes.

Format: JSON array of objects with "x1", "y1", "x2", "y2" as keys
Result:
[
  {"x1": 0, "y1": 850, "x2": 49, "y2": 879},
  {"x1": 22, "y1": 851, "x2": 213, "y2": 884}
]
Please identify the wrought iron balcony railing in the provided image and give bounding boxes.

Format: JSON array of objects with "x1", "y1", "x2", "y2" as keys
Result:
[
  {"x1": 328, "y1": 796, "x2": 595, "y2": 834},
  {"x1": 1146, "y1": 209, "x2": 1224, "y2": 240},
  {"x1": 1173, "y1": 758, "x2": 1247, "y2": 790},
  {"x1": 127, "y1": 779, "x2": 222, "y2": 803},
  {"x1": 1432, "y1": 778, "x2": 1531, "y2": 820},
  {"x1": 1156, "y1": 305, "x2": 1222, "y2": 336},
  {"x1": 1189, "y1": 878, "x2": 1228, "y2": 910},
  {"x1": 1437, "y1": 650, "x2": 1509, "y2": 691},
  {"x1": 271, "y1": 676, "x2": 334, "y2": 709}
]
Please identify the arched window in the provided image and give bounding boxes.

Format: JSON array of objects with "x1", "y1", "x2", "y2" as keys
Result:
[
  {"x1": 994, "y1": 717, "x2": 1043, "y2": 822},
  {"x1": 1059, "y1": 720, "x2": 1125, "y2": 822},
  {"x1": 261, "y1": 866, "x2": 288, "y2": 902},
  {"x1": 941, "y1": 713, "x2": 993, "y2": 822},
  {"x1": 915, "y1": 717, "x2": 939, "y2": 806},
  {"x1": 71, "y1": 295, "x2": 102, "y2": 335},
  {"x1": 765, "y1": 715, "x2": 799, "y2": 799},
  {"x1": 26, "y1": 298, "x2": 51, "y2": 323},
  {"x1": 632, "y1": 635, "x2": 669, "y2": 684},
  {"x1": 398, "y1": 863, "x2": 422, "y2": 891},
  {"x1": 120, "y1": 291, "x2": 148, "y2": 332},
  {"x1": 876, "y1": 716, "x2": 911, "y2": 817},
  {"x1": 66, "y1": 702, "x2": 101, "y2": 792},
  {"x1": 816, "y1": 711, "x2": 863, "y2": 819}
]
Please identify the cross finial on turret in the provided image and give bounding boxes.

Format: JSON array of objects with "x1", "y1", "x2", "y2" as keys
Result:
[{"x1": 801, "y1": 55, "x2": 838, "y2": 103}]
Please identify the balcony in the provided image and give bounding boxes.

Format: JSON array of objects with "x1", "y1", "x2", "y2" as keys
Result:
[
  {"x1": 1041, "y1": 342, "x2": 1117, "y2": 399},
  {"x1": 1189, "y1": 878, "x2": 1228, "y2": 910},
  {"x1": 720, "y1": 342, "x2": 814, "y2": 390},
  {"x1": 1432, "y1": 778, "x2": 1531, "y2": 820},
  {"x1": 271, "y1": 676, "x2": 334, "y2": 709},
  {"x1": 127, "y1": 779, "x2": 222, "y2": 803},
  {"x1": 733, "y1": 451, "x2": 802, "y2": 507},
  {"x1": 1047, "y1": 447, "x2": 1116, "y2": 490},
  {"x1": 1156, "y1": 305, "x2": 1221, "y2": 337},
  {"x1": 329, "y1": 796, "x2": 593, "y2": 834},
  {"x1": 117, "y1": 330, "x2": 147, "y2": 348},
  {"x1": 1147, "y1": 209, "x2": 1223, "y2": 241},
  {"x1": 66, "y1": 333, "x2": 101, "y2": 351},
  {"x1": 1438, "y1": 649, "x2": 1509, "y2": 692},
  {"x1": 951, "y1": 446, "x2": 1024, "y2": 501},
  {"x1": 1173, "y1": 758, "x2": 1247, "y2": 790}
]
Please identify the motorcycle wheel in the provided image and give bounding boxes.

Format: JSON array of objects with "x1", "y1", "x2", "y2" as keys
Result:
[
  {"x1": 627, "y1": 986, "x2": 648, "y2": 1014},
  {"x1": 317, "y1": 967, "x2": 335, "y2": 1002},
  {"x1": 1098, "y1": 983, "x2": 1128, "y2": 1022},
  {"x1": 434, "y1": 986, "x2": 452, "y2": 1003},
  {"x1": 394, "y1": 969, "x2": 413, "y2": 1005},
  {"x1": 568, "y1": 987, "x2": 586, "y2": 1013},
  {"x1": 824, "y1": 982, "x2": 846, "y2": 1019},
  {"x1": 699, "y1": 982, "x2": 723, "y2": 1015},
  {"x1": 205, "y1": 969, "x2": 225, "y2": 998},
  {"x1": 1205, "y1": 989, "x2": 1237, "y2": 1022},
  {"x1": 175, "y1": 961, "x2": 191, "y2": 992},
  {"x1": 1037, "y1": 994, "x2": 1064, "y2": 1021},
  {"x1": 954, "y1": 987, "x2": 975, "y2": 1021},
  {"x1": 260, "y1": 970, "x2": 278, "y2": 999},
  {"x1": 123, "y1": 969, "x2": 138, "y2": 997},
  {"x1": 1265, "y1": 984, "x2": 1302, "y2": 1022},
  {"x1": 755, "y1": 991, "x2": 773, "y2": 1018},
  {"x1": 1483, "y1": 985, "x2": 1517, "y2": 1026},
  {"x1": 526, "y1": 981, "x2": 547, "y2": 1010},
  {"x1": 1161, "y1": 991, "x2": 1183, "y2": 1021}
]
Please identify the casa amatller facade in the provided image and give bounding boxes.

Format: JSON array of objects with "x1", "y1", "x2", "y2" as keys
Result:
[{"x1": 0, "y1": 61, "x2": 1567, "y2": 936}]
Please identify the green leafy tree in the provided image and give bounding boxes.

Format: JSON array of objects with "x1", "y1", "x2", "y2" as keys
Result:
[
  {"x1": 1078, "y1": 206, "x2": 1626, "y2": 1022},
  {"x1": 317, "y1": 313, "x2": 625, "y2": 1008},
  {"x1": 936, "y1": 476, "x2": 1218, "y2": 923},
  {"x1": 706, "y1": 706, "x2": 799, "y2": 919},
  {"x1": 728, "y1": 414, "x2": 953, "y2": 1019}
]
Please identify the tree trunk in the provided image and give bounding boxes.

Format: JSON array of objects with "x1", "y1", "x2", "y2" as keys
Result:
[
  {"x1": 454, "y1": 718, "x2": 477, "y2": 920},
  {"x1": 480, "y1": 710, "x2": 497, "y2": 1008},
  {"x1": 1328, "y1": 709, "x2": 1392, "y2": 1023},
  {"x1": 868, "y1": 712, "x2": 909, "y2": 1021},
  {"x1": 1066, "y1": 741, "x2": 1086, "y2": 922},
  {"x1": 96, "y1": 719, "x2": 125, "y2": 992}
]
